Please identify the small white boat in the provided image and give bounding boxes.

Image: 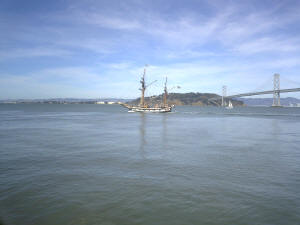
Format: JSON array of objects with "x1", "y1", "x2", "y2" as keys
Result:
[{"x1": 226, "y1": 100, "x2": 233, "y2": 109}]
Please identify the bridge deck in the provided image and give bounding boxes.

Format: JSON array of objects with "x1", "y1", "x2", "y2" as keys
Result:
[{"x1": 210, "y1": 88, "x2": 300, "y2": 100}]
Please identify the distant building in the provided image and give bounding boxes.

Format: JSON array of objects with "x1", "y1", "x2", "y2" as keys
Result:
[{"x1": 96, "y1": 101, "x2": 105, "y2": 104}]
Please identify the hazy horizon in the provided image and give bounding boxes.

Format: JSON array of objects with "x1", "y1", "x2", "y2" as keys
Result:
[{"x1": 1, "y1": 95, "x2": 300, "y2": 103}]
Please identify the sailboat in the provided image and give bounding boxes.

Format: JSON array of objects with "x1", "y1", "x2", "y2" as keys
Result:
[
  {"x1": 226, "y1": 100, "x2": 233, "y2": 109},
  {"x1": 121, "y1": 67, "x2": 173, "y2": 113}
]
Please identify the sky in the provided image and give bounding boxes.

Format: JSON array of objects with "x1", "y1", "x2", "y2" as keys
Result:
[{"x1": 1, "y1": 0, "x2": 300, "y2": 99}]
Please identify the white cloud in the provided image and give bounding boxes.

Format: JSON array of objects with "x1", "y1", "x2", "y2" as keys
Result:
[
  {"x1": 0, "y1": 47, "x2": 72, "y2": 61},
  {"x1": 0, "y1": 67, "x2": 106, "y2": 99},
  {"x1": 59, "y1": 1, "x2": 300, "y2": 57},
  {"x1": 2, "y1": 56, "x2": 300, "y2": 99},
  {"x1": 3, "y1": 1, "x2": 300, "y2": 59},
  {"x1": 106, "y1": 62, "x2": 133, "y2": 70},
  {"x1": 234, "y1": 37, "x2": 300, "y2": 54},
  {"x1": 82, "y1": 13, "x2": 142, "y2": 30},
  {"x1": 165, "y1": 50, "x2": 222, "y2": 59}
]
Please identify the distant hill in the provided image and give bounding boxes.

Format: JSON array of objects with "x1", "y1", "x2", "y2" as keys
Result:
[
  {"x1": 236, "y1": 97, "x2": 300, "y2": 106},
  {"x1": 128, "y1": 92, "x2": 244, "y2": 106}
]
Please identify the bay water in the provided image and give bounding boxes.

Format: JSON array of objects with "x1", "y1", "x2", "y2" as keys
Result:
[{"x1": 1, "y1": 104, "x2": 300, "y2": 225}]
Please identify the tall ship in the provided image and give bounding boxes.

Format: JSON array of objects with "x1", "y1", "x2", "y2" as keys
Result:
[{"x1": 121, "y1": 67, "x2": 174, "y2": 113}]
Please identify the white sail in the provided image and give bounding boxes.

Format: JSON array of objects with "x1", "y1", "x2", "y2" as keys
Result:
[{"x1": 226, "y1": 100, "x2": 233, "y2": 109}]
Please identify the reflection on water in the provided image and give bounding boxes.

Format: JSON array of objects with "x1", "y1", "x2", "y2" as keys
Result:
[
  {"x1": 162, "y1": 114, "x2": 167, "y2": 146},
  {"x1": 139, "y1": 113, "x2": 169, "y2": 158},
  {"x1": 161, "y1": 114, "x2": 168, "y2": 158},
  {"x1": 139, "y1": 113, "x2": 146, "y2": 157}
]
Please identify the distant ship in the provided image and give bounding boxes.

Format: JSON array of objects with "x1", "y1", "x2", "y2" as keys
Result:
[{"x1": 121, "y1": 66, "x2": 174, "y2": 113}]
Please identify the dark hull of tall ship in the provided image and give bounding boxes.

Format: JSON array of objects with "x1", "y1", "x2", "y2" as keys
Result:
[{"x1": 121, "y1": 103, "x2": 172, "y2": 113}]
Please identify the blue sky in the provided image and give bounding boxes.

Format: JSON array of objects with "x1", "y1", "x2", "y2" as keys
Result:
[{"x1": 1, "y1": 0, "x2": 300, "y2": 99}]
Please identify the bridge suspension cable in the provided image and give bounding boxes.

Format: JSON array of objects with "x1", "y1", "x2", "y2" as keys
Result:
[
  {"x1": 211, "y1": 73, "x2": 300, "y2": 107},
  {"x1": 222, "y1": 85, "x2": 227, "y2": 106}
]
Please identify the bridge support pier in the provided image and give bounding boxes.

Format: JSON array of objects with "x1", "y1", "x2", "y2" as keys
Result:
[
  {"x1": 222, "y1": 85, "x2": 227, "y2": 107},
  {"x1": 272, "y1": 74, "x2": 281, "y2": 107}
]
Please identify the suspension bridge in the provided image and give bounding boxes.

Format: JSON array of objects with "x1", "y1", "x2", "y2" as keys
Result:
[{"x1": 210, "y1": 74, "x2": 300, "y2": 107}]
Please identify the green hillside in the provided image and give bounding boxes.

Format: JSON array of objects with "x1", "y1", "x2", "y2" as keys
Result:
[{"x1": 128, "y1": 92, "x2": 244, "y2": 106}]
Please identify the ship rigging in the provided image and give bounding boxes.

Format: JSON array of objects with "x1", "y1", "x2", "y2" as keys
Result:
[{"x1": 121, "y1": 66, "x2": 177, "y2": 112}]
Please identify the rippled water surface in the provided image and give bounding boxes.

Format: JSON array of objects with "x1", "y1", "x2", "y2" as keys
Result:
[{"x1": 1, "y1": 104, "x2": 300, "y2": 225}]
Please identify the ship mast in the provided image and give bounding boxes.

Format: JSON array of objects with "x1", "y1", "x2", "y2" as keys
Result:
[
  {"x1": 139, "y1": 67, "x2": 146, "y2": 107},
  {"x1": 163, "y1": 77, "x2": 168, "y2": 107}
]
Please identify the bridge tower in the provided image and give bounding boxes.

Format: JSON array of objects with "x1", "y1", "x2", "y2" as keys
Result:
[
  {"x1": 272, "y1": 74, "x2": 280, "y2": 107},
  {"x1": 222, "y1": 85, "x2": 227, "y2": 107}
]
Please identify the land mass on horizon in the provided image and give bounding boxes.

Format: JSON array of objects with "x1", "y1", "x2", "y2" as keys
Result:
[
  {"x1": 128, "y1": 92, "x2": 244, "y2": 106},
  {"x1": 1, "y1": 94, "x2": 300, "y2": 107}
]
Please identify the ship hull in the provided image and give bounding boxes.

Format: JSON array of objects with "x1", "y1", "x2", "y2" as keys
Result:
[
  {"x1": 121, "y1": 103, "x2": 172, "y2": 113},
  {"x1": 130, "y1": 107, "x2": 172, "y2": 113}
]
